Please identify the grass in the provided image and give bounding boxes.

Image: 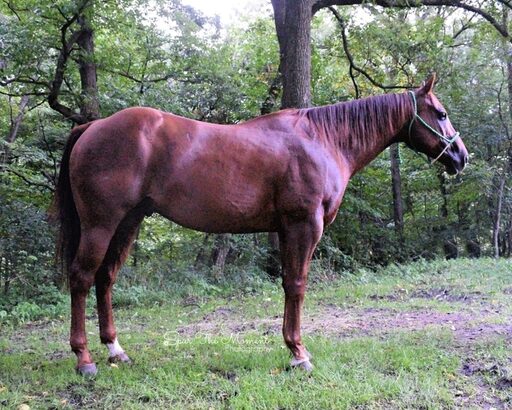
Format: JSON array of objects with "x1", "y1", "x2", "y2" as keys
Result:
[
  {"x1": 0, "y1": 332, "x2": 458, "y2": 409},
  {"x1": 1, "y1": 257, "x2": 511, "y2": 409}
]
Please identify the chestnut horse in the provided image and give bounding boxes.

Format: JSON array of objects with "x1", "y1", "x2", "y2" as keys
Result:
[{"x1": 51, "y1": 75, "x2": 468, "y2": 375}]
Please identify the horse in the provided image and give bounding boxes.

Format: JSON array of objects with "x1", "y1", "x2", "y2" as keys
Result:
[{"x1": 51, "y1": 74, "x2": 468, "y2": 376}]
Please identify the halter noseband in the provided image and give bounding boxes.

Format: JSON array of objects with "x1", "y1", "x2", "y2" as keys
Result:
[{"x1": 408, "y1": 91, "x2": 460, "y2": 164}]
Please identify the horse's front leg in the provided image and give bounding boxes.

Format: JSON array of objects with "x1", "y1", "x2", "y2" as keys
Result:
[{"x1": 279, "y1": 211, "x2": 323, "y2": 371}]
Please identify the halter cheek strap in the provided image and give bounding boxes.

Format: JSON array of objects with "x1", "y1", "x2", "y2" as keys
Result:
[{"x1": 408, "y1": 91, "x2": 460, "y2": 164}]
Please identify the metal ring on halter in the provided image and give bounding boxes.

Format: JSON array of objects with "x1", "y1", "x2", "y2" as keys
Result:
[{"x1": 408, "y1": 91, "x2": 460, "y2": 164}]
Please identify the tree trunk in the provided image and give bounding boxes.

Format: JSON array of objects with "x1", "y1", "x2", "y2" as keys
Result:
[
  {"x1": 493, "y1": 175, "x2": 506, "y2": 258},
  {"x1": 7, "y1": 95, "x2": 29, "y2": 144},
  {"x1": 506, "y1": 220, "x2": 512, "y2": 257},
  {"x1": 389, "y1": 143, "x2": 404, "y2": 242},
  {"x1": 438, "y1": 175, "x2": 448, "y2": 222},
  {"x1": 76, "y1": 14, "x2": 100, "y2": 121},
  {"x1": 131, "y1": 227, "x2": 141, "y2": 267},
  {"x1": 437, "y1": 171, "x2": 458, "y2": 259},
  {"x1": 265, "y1": 232, "x2": 281, "y2": 278},
  {"x1": 266, "y1": 0, "x2": 313, "y2": 278},
  {"x1": 2, "y1": 95, "x2": 29, "y2": 165},
  {"x1": 260, "y1": 74, "x2": 282, "y2": 116},
  {"x1": 194, "y1": 233, "x2": 212, "y2": 268},
  {"x1": 210, "y1": 234, "x2": 231, "y2": 279},
  {"x1": 280, "y1": 0, "x2": 312, "y2": 108}
]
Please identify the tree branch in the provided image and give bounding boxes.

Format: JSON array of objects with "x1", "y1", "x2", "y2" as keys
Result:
[
  {"x1": 260, "y1": 73, "x2": 282, "y2": 114},
  {"x1": 452, "y1": 13, "x2": 477, "y2": 40},
  {"x1": 27, "y1": 99, "x2": 46, "y2": 113},
  {"x1": 101, "y1": 67, "x2": 206, "y2": 85},
  {"x1": 46, "y1": 0, "x2": 94, "y2": 124},
  {"x1": 47, "y1": 23, "x2": 86, "y2": 124},
  {"x1": 6, "y1": 95, "x2": 29, "y2": 143},
  {"x1": 0, "y1": 90, "x2": 47, "y2": 97},
  {"x1": 0, "y1": 76, "x2": 49, "y2": 87},
  {"x1": 102, "y1": 69, "x2": 174, "y2": 84},
  {"x1": 496, "y1": 71, "x2": 512, "y2": 144},
  {"x1": 496, "y1": 0, "x2": 512, "y2": 11},
  {"x1": 38, "y1": 112, "x2": 58, "y2": 186},
  {"x1": 328, "y1": 6, "x2": 411, "y2": 93},
  {"x1": 2, "y1": 0, "x2": 24, "y2": 21},
  {"x1": 328, "y1": 7, "x2": 360, "y2": 97},
  {"x1": 0, "y1": 166, "x2": 54, "y2": 192},
  {"x1": 313, "y1": 0, "x2": 510, "y2": 41}
]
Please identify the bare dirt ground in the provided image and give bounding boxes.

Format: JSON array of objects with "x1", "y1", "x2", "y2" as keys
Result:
[{"x1": 177, "y1": 293, "x2": 511, "y2": 344}]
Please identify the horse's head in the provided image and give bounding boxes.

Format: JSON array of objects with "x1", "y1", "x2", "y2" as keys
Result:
[{"x1": 405, "y1": 74, "x2": 468, "y2": 175}]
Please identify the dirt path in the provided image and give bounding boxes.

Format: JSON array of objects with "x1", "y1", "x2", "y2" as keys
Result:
[{"x1": 177, "y1": 298, "x2": 512, "y2": 345}]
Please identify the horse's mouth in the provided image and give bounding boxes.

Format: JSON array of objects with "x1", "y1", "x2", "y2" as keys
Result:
[
  {"x1": 444, "y1": 154, "x2": 468, "y2": 175},
  {"x1": 445, "y1": 163, "x2": 459, "y2": 175}
]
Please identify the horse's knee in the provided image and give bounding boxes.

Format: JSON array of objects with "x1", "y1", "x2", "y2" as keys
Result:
[
  {"x1": 282, "y1": 278, "x2": 306, "y2": 298},
  {"x1": 95, "y1": 268, "x2": 116, "y2": 290},
  {"x1": 69, "y1": 268, "x2": 95, "y2": 294}
]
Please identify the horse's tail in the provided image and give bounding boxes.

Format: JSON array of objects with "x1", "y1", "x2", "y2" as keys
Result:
[{"x1": 49, "y1": 122, "x2": 94, "y2": 272}]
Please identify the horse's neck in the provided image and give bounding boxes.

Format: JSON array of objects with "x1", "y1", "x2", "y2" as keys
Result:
[
  {"x1": 331, "y1": 95, "x2": 411, "y2": 175},
  {"x1": 343, "y1": 126, "x2": 403, "y2": 176}
]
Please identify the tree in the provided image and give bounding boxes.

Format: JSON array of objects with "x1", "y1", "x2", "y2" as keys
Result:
[
  {"x1": 272, "y1": 1, "x2": 512, "y2": 104},
  {"x1": 1, "y1": 0, "x2": 100, "y2": 124}
]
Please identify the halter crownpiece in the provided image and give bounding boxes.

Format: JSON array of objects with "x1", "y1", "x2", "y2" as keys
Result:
[{"x1": 408, "y1": 91, "x2": 460, "y2": 164}]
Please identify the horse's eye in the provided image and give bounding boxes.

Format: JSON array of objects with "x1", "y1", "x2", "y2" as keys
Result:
[{"x1": 439, "y1": 112, "x2": 447, "y2": 121}]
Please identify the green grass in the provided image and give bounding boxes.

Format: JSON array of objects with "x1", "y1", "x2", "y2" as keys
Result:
[
  {"x1": 1, "y1": 257, "x2": 511, "y2": 409},
  {"x1": 0, "y1": 332, "x2": 459, "y2": 409}
]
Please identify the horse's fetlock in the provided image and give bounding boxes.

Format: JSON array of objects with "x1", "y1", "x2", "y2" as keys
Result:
[
  {"x1": 283, "y1": 335, "x2": 297, "y2": 346},
  {"x1": 100, "y1": 332, "x2": 116, "y2": 345},
  {"x1": 70, "y1": 338, "x2": 87, "y2": 352}
]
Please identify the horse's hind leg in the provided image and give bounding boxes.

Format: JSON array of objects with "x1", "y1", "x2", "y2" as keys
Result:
[
  {"x1": 94, "y1": 205, "x2": 146, "y2": 364},
  {"x1": 69, "y1": 225, "x2": 117, "y2": 376}
]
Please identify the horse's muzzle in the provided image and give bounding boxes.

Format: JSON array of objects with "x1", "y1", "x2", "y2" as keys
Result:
[{"x1": 445, "y1": 146, "x2": 469, "y2": 175}]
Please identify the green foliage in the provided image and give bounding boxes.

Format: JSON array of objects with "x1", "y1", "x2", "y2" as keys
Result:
[{"x1": 0, "y1": 195, "x2": 63, "y2": 322}]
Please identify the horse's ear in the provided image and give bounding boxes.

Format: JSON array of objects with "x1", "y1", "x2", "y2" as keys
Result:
[{"x1": 420, "y1": 73, "x2": 436, "y2": 95}]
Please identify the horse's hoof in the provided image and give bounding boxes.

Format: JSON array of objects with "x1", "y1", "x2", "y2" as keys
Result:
[
  {"x1": 108, "y1": 352, "x2": 132, "y2": 364},
  {"x1": 76, "y1": 363, "x2": 97, "y2": 377},
  {"x1": 290, "y1": 357, "x2": 314, "y2": 372}
]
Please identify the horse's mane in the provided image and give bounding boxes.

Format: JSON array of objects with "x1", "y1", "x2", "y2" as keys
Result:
[{"x1": 301, "y1": 93, "x2": 412, "y2": 153}]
